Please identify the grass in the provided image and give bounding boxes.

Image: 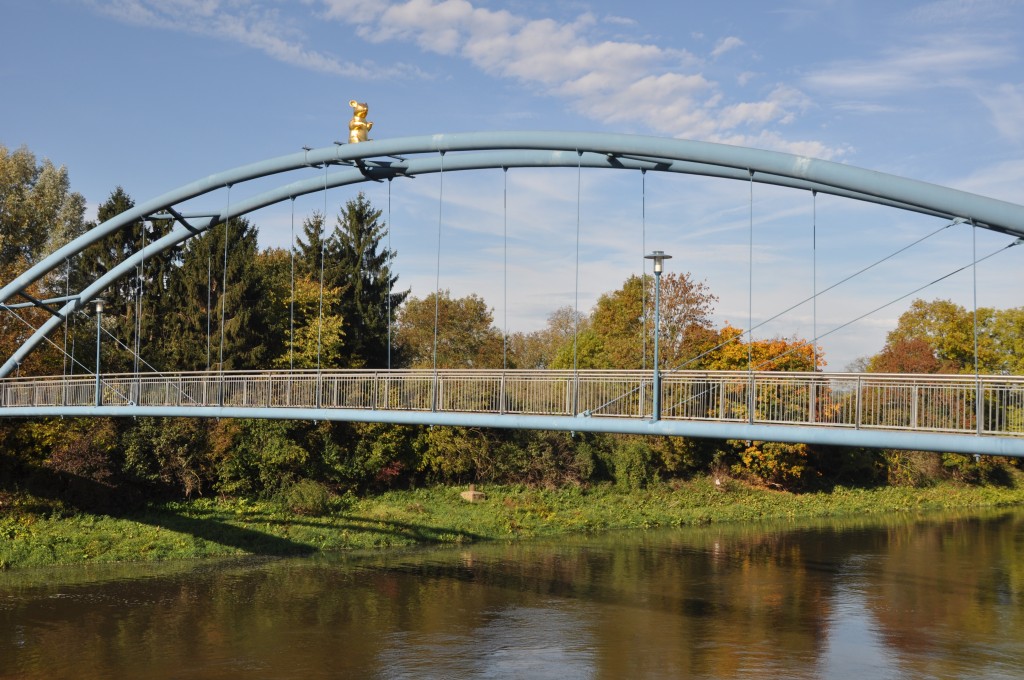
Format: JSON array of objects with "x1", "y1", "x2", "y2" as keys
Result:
[{"x1": 3, "y1": 477, "x2": 1024, "y2": 570}]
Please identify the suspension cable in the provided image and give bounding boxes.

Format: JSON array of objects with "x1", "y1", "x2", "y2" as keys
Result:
[
  {"x1": 206, "y1": 246, "x2": 212, "y2": 372},
  {"x1": 62, "y1": 258, "x2": 71, "y2": 377},
  {"x1": 289, "y1": 196, "x2": 296, "y2": 372},
  {"x1": 387, "y1": 178, "x2": 393, "y2": 371},
  {"x1": 747, "y1": 170, "x2": 754, "y2": 422},
  {"x1": 973, "y1": 221, "x2": 981, "y2": 434},
  {"x1": 812, "y1": 191, "x2": 818, "y2": 372},
  {"x1": 573, "y1": 150, "x2": 582, "y2": 415},
  {"x1": 135, "y1": 218, "x2": 146, "y2": 376},
  {"x1": 641, "y1": 169, "x2": 648, "y2": 371},
  {"x1": 751, "y1": 236, "x2": 1022, "y2": 370},
  {"x1": 668, "y1": 217, "x2": 963, "y2": 372},
  {"x1": 316, "y1": 164, "x2": 327, "y2": 375},
  {"x1": 219, "y1": 185, "x2": 231, "y2": 376},
  {"x1": 432, "y1": 151, "x2": 445, "y2": 410},
  {"x1": 502, "y1": 167, "x2": 508, "y2": 372}
]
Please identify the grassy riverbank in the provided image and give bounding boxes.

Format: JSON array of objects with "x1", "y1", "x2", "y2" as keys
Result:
[{"x1": 3, "y1": 477, "x2": 1024, "y2": 570}]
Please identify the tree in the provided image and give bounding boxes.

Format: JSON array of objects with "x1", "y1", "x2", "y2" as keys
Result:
[
  {"x1": 867, "y1": 298, "x2": 1024, "y2": 374},
  {"x1": 508, "y1": 305, "x2": 589, "y2": 369},
  {"x1": 396, "y1": 290, "x2": 503, "y2": 368},
  {"x1": 160, "y1": 218, "x2": 272, "y2": 371},
  {"x1": 703, "y1": 324, "x2": 822, "y2": 371},
  {"x1": 0, "y1": 143, "x2": 87, "y2": 269},
  {"x1": 546, "y1": 273, "x2": 718, "y2": 371},
  {"x1": 0, "y1": 144, "x2": 87, "y2": 375},
  {"x1": 72, "y1": 187, "x2": 177, "y2": 373},
  {"x1": 868, "y1": 337, "x2": 945, "y2": 374},
  {"x1": 330, "y1": 193, "x2": 407, "y2": 368}
]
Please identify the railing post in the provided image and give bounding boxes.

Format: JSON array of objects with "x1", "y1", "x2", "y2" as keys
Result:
[
  {"x1": 976, "y1": 378, "x2": 984, "y2": 435},
  {"x1": 809, "y1": 380, "x2": 816, "y2": 424},
  {"x1": 911, "y1": 384, "x2": 919, "y2": 430},
  {"x1": 500, "y1": 371, "x2": 506, "y2": 414},
  {"x1": 855, "y1": 375, "x2": 863, "y2": 429}
]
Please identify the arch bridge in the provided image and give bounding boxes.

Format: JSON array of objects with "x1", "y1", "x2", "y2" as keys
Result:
[{"x1": 2, "y1": 131, "x2": 1024, "y2": 458}]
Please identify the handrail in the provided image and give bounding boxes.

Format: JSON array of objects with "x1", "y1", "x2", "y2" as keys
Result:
[{"x1": 1, "y1": 368, "x2": 1022, "y2": 438}]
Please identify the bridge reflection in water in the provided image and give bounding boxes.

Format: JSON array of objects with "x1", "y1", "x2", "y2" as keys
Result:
[{"x1": 2, "y1": 369, "x2": 1022, "y2": 452}]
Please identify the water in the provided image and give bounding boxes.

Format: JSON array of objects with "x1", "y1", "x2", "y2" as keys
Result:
[{"x1": 1, "y1": 510, "x2": 1022, "y2": 679}]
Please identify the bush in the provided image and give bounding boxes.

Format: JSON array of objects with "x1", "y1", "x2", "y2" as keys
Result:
[
  {"x1": 610, "y1": 439, "x2": 657, "y2": 490},
  {"x1": 275, "y1": 479, "x2": 336, "y2": 516}
]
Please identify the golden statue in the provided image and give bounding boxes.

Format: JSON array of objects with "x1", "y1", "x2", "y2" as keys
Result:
[{"x1": 348, "y1": 100, "x2": 373, "y2": 143}]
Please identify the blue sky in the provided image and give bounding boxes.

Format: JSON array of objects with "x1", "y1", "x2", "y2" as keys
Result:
[{"x1": 3, "y1": 0, "x2": 1024, "y2": 370}]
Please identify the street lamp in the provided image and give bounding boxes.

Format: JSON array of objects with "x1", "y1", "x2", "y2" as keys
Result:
[
  {"x1": 94, "y1": 298, "x2": 104, "y2": 407},
  {"x1": 644, "y1": 250, "x2": 672, "y2": 421}
]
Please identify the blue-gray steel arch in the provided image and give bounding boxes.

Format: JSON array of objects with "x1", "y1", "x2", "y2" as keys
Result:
[{"x1": 3, "y1": 130, "x2": 1024, "y2": 379}]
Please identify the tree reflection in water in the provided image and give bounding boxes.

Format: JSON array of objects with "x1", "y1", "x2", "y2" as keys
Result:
[{"x1": 1, "y1": 510, "x2": 1022, "y2": 679}]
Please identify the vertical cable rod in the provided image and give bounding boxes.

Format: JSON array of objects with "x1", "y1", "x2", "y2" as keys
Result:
[
  {"x1": 812, "y1": 190, "x2": 818, "y2": 371},
  {"x1": 316, "y1": 165, "x2": 327, "y2": 376},
  {"x1": 573, "y1": 151, "x2": 582, "y2": 415},
  {"x1": 641, "y1": 169, "x2": 648, "y2": 372},
  {"x1": 747, "y1": 170, "x2": 754, "y2": 423},
  {"x1": 289, "y1": 197, "x2": 296, "y2": 372},
  {"x1": 432, "y1": 152, "x2": 445, "y2": 410},
  {"x1": 973, "y1": 221, "x2": 982, "y2": 435},
  {"x1": 218, "y1": 185, "x2": 231, "y2": 405},
  {"x1": 502, "y1": 167, "x2": 508, "y2": 372},
  {"x1": 206, "y1": 247, "x2": 212, "y2": 372},
  {"x1": 135, "y1": 219, "x2": 146, "y2": 376},
  {"x1": 62, "y1": 258, "x2": 70, "y2": 378},
  {"x1": 387, "y1": 178, "x2": 393, "y2": 371}
]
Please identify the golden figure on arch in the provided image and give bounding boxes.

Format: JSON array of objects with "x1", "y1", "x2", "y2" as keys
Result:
[{"x1": 348, "y1": 100, "x2": 373, "y2": 143}]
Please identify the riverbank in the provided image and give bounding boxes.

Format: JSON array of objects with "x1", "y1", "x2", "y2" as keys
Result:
[{"x1": 4, "y1": 476, "x2": 1024, "y2": 570}]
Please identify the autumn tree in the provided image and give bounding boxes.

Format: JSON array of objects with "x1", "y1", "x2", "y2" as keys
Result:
[
  {"x1": 867, "y1": 298, "x2": 1024, "y2": 374},
  {"x1": 544, "y1": 273, "x2": 718, "y2": 371},
  {"x1": 395, "y1": 290, "x2": 503, "y2": 368},
  {"x1": 0, "y1": 144, "x2": 87, "y2": 375},
  {"x1": 509, "y1": 305, "x2": 590, "y2": 369},
  {"x1": 0, "y1": 143, "x2": 87, "y2": 269},
  {"x1": 703, "y1": 324, "x2": 822, "y2": 371}
]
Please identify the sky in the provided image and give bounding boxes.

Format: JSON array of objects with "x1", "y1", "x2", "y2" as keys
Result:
[{"x1": 3, "y1": 0, "x2": 1024, "y2": 371}]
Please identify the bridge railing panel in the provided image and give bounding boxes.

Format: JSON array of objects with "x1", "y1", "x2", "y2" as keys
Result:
[
  {"x1": 502, "y1": 372, "x2": 572, "y2": 415},
  {"x1": 5, "y1": 370, "x2": 1024, "y2": 439}
]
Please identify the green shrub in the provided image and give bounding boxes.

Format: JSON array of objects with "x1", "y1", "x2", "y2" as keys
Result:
[
  {"x1": 611, "y1": 440, "x2": 657, "y2": 490},
  {"x1": 275, "y1": 479, "x2": 336, "y2": 516}
]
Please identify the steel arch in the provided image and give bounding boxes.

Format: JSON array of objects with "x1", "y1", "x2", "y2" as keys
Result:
[{"x1": 3, "y1": 130, "x2": 1024, "y2": 378}]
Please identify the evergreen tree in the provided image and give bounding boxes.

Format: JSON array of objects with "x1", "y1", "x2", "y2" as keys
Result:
[
  {"x1": 330, "y1": 193, "x2": 407, "y2": 368},
  {"x1": 70, "y1": 187, "x2": 176, "y2": 373},
  {"x1": 161, "y1": 218, "x2": 271, "y2": 371}
]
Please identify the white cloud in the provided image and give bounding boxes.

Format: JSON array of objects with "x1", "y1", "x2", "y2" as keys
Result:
[
  {"x1": 978, "y1": 82, "x2": 1024, "y2": 144},
  {"x1": 710, "y1": 36, "x2": 744, "y2": 59},
  {"x1": 908, "y1": 0, "x2": 1020, "y2": 24},
  {"x1": 84, "y1": 0, "x2": 843, "y2": 157},
  {"x1": 804, "y1": 39, "x2": 1014, "y2": 96},
  {"x1": 319, "y1": 0, "x2": 841, "y2": 157}
]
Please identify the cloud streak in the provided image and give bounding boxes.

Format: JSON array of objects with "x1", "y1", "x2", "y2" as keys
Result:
[{"x1": 82, "y1": 0, "x2": 424, "y2": 79}]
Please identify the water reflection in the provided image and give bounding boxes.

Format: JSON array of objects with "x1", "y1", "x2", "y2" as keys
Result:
[{"x1": 1, "y1": 510, "x2": 1022, "y2": 679}]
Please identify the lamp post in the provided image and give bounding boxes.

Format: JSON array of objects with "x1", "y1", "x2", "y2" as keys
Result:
[
  {"x1": 644, "y1": 250, "x2": 672, "y2": 421},
  {"x1": 94, "y1": 299, "x2": 104, "y2": 407}
]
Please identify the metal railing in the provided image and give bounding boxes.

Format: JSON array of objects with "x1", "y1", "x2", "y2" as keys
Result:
[{"x1": 1, "y1": 369, "x2": 1023, "y2": 437}]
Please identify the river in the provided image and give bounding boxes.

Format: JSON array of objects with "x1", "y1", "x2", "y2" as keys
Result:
[{"x1": 2, "y1": 509, "x2": 1022, "y2": 678}]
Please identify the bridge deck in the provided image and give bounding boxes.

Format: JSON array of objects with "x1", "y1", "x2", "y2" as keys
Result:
[{"x1": 2, "y1": 369, "x2": 1022, "y2": 438}]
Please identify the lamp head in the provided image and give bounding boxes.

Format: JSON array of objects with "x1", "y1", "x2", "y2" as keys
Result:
[{"x1": 644, "y1": 250, "x2": 673, "y2": 274}]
